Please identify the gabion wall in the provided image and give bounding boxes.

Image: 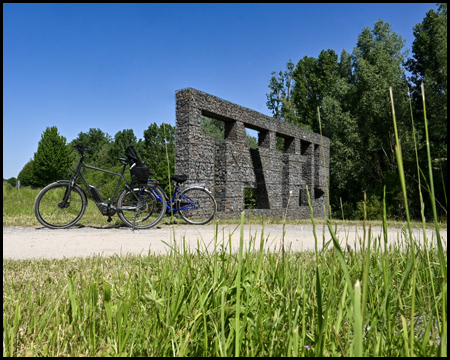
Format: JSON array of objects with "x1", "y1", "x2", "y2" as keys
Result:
[{"x1": 175, "y1": 88, "x2": 330, "y2": 219}]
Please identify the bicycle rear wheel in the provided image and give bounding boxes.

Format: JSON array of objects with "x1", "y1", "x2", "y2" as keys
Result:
[
  {"x1": 117, "y1": 185, "x2": 166, "y2": 229},
  {"x1": 178, "y1": 186, "x2": 216, "y2": 225},
  {"x1": 34, "y1": 182, "x2": 87, "y2": 229}
]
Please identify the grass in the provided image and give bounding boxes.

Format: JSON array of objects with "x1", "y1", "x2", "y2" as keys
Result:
[{"x1": 2, "y1": 85, "x2": 447, "y2": 356}]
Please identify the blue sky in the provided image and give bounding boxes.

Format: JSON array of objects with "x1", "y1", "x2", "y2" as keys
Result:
[{"x1": 3, "y1": 3, "x2": 437, "y2": 179}]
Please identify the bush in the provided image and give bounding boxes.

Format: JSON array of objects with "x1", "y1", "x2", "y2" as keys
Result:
[
  {"x1": 353, "y1": 194, "x2": 384, "y2": 220},
  {"x1": 4, "y1": 177, "x2": 17, "y2": 187}
]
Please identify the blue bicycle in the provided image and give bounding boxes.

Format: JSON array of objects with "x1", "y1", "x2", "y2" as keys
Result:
[{"x1": 152, "y1": 174, "x2": 217, "y2": 225}]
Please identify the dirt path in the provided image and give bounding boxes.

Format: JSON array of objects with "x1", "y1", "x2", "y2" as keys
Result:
[{"x1": 3, "y1": 223, "x2": 447, "y2": 260}]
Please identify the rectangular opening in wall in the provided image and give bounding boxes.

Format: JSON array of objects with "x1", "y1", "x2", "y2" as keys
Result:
[
  {"x1": 299, "y1": 188, "x2": 309, "y2": 206},
  {"x1": 276, "y1": 135, "x2": 285, "y2": 151},
  {"x1": 244, "y1": 126, "x2": 259, "y2": 148},
  {"x1": 244, "y1": 187, "x2": 258, "y2": 209},
  {"x1": 249, "y1": 148, "x2": 270, "y2": 209},
  {"x1": 201, "y1": 115, "x2": 225, "y2": 140},
  {"x1": 301, "y1": 140, "x2": 312, "y2": 155},
  {"x1": 276, "y1": 133, "x2": 295, "y2": 152},
  {"x1": 314, "y1": 144, "x2": 322, "y2": 185},
  {"x1": 314, "y1": 187, "x2": 325, "y2": 200},
  {"x1": 258, "y1": 130, "x2": 270, "y2": 147}
]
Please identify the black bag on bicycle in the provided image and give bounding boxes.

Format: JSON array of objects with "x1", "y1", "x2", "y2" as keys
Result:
[{"x1": 125, "y1": 146, "x2": 151, "y2": 183}]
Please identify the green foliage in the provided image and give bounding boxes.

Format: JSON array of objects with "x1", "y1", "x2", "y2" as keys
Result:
[
  {"x1": 71, "y1": 128, "x2": 112, "y2": 167},
  {"x1": 266, "y1": 60, "x2": 306, "y2": 127},
  {"x1": 32, "y1": 127, "x2": 69, "y2": 187},
  {"x1": 141, "y1": 123, "x2": 175, "y2": 195},
  {"x1": 350, "y1": 20, "x2": 414, "y2": 216},
  {"x1": 353, "y1": 194, "x2": 384, "y2": 220},
  {"x1": 202, "y1": 116, "x2": 259, "y2": 149},
  {"x1": 17, "y1": 159, "x2": 37, "y2": 187},
  {"x1": 244, "y1": 188, "x2": 257, "y2": 209},
  {"x1": 406, "y1": 4, "x2": 447, "y2": 127},
  {"x1": 202, "y1": 116, "x2": 225, "y2": 140},
  {"x1": 247, "y1": 134, "x2": 258, "y2": 148},
  {"x1": 5, "y1": 177, "x2": 17, "y2": 187},
  {"x1": 107, "y1": 129, "x2": 138, "y2": 167},
  {"x1": 405, "y1": 3, "x2": 447, "y2": 220},
  {"x1": 291, "y1": 49, "x2": 344, "y2": 132},
  {"x1": 352, "y1": 20, "x2": 411, "y2": 173},
  {"x1": 275, "y1": 136, "x2": 284, "y2": 151}
]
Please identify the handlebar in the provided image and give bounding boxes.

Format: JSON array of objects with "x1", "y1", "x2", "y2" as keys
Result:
[{"x1": 73, "y1": 143, "x2": 93, "y2": 154}]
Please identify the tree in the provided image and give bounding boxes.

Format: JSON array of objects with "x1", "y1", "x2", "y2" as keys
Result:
[
  {"x1": 71, "y1": 128, "x2": 112, "y2": 167},
  {"x1": 107, "y1": 129, "x2": 138, "y2": 166},
  {"x1": 201, "y1": 116, "x2": 225, "y2": 140},
  {"x1": 33, "y1": 126, "x2": 69, "y2": 187},
  {"x1": 267, "y1": 60, "x2": 309, "y2": 128},
  {"x1": 289, "y1": 49, "x2": 362, "y2": 215},
  {"x1": 4, "y1": 177, "x2": 17, "y2": 187},
  {"x1": 17, "y1": 159, "x2": 37, "y2": 187},
  {"x1": 141, "y1": 123, "x2": 175, "y2": 194},
  {"x1": 338, "y1": 49, "x2": 354, "y2": 82},
  {"x1": 320, "y1": 78, "x2": 362, "y2": 217},
  {"x1": 291, "y1": 50, "x2": 344, "y2": 132},
  {"x1": 405, "y1": 3, "x2": 447, "y2": 219},
  {"x1": 351, "y1": 20, "x2": 412, "y2": 194},
  {"x1": 406, "y1": 4, "x2": 447, "y2": 120}
]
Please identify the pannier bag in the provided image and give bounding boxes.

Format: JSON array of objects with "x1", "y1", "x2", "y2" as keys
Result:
[{"x1": 125, "y1": 146, "x2": 151, "y2": 183}]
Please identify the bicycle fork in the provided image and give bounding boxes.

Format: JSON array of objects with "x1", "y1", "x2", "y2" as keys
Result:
[{"x1": 58, "y1": 179, "x2": 76, "y2": 209}]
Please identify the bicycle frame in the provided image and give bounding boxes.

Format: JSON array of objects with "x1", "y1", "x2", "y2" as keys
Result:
[
  {"x1": 151, "y1": 186, "x2": 197, "y2": 212},
  {"x1": 63, "y1": 152, "x2": 144, "y2": 215}
]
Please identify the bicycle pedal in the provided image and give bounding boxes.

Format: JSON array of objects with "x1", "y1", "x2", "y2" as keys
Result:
[{"x1": 107, "y1": 217, "x2": 113, "y2": 223}]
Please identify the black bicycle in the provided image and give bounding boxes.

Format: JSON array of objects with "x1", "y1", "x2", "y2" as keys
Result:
[{"x1": 34, "y1": 144, "x2": 166, "y2": 230}]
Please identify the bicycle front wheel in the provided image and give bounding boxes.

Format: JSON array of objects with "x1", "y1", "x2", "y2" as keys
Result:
[
  {"x1": 178, "y1": 186, "x2": 216, "y2": 225},
  {"x1": 34, "y1": 182, "x2": 87, "y2": 229},
  {"x1": 117, "y1": 185, "x2": 166, "y2": 229}
]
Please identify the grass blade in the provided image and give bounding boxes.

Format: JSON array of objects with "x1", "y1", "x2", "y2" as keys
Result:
[{"x1": 353, "y1": 280, "x2": 363, "y2": 357}]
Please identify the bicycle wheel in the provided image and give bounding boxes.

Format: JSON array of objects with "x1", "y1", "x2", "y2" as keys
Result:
[
  {"x1": 178, "y1": 186, "x2": 216, "y2": 225},
  {"x1": 34, "y1": 182, "x2": 87, "y2": 229},
  {"x1": 117, "y1": 185, "x2": 166, "y2": 229}
]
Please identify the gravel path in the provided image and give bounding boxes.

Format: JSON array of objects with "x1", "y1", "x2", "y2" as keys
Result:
[{"x1": 3, "y1": 224, "x2": 447, "y2": 260}]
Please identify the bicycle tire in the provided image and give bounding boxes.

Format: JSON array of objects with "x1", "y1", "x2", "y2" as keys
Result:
[
  {"x1": 177, "y1": 186, "x2": 216, "y2": 225},
  {"x1": 34, "y1": 182, "x2": 87, "y2": 229},
  {"x1": 116, "y1": 185, "x2": 166, "y2": 229}
]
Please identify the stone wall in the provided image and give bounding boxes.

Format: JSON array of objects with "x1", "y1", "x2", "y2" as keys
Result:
[{"x1": 175, "y1": 88, "x2": 330, "y2": 219}]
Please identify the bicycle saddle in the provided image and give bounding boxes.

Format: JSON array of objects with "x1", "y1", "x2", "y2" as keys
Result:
[{"x1": 172, "y1": 174, "x2": 188, "y2": 184}]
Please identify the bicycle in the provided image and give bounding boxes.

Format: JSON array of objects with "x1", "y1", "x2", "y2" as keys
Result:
[
  {"x1": 153, "y1": 174, "x2": 217, "y2": 225},
  {"x1": 34, "y1": 144, "x2": 166, "y2": 230}
]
